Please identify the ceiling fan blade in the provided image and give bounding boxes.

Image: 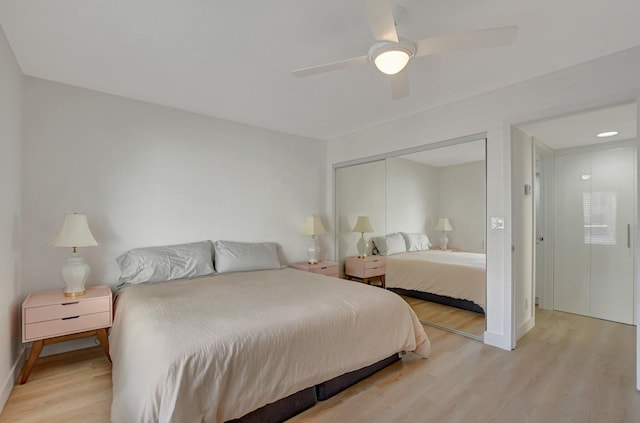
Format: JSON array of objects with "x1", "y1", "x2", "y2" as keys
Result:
[
  {"x1": 365, "y1": 0, "x2": 399, "y2": 42},
  {"x1": 389, "y1": 68, "x2": 409, "y2": 100},
  {"x1": 415, "y1": 26, "x2": 518, "y2": 57},
  {"x1": 292, "y1": 55, "x2": 369, "y2": 78}
]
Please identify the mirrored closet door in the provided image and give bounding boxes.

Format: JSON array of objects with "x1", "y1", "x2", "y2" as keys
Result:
[{"x1": 335, "y1": 137, "x2": 487, "y2": 339}]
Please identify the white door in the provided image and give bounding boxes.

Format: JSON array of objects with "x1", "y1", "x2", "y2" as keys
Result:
[
  {"x1": 554, "y1": 145, "x2": 635, "y2": 324},
  {"x1": 589, "y1": 147, "x2": 635, "y2": 323}
]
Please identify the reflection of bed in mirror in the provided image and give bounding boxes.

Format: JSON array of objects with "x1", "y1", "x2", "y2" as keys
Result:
[{"x1": 385, "y1": 249, "x2": 486, "y2": 314}]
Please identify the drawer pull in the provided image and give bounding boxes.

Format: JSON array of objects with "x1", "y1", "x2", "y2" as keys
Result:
[
  {"x1": 62, "y1": 301, "x2": 79, "y2": 306},
  {"x1": 321, "y1": 266, "x2": 328, "y2": 269},
  {"x1": 62, "y1": 316, "x2": 80, "y2": 320}
]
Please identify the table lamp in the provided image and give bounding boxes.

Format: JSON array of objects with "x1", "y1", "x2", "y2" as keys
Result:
[
  {"x1": 50, "y1": 213, "x2": 98, "y2": 297},
  {"x1": 353, "y1": 216, "x2": 374, "y2": 258},
  {"x1": 435, "y1": 217, "x2": 453, "y2": 250},
  {"x1": 303, "y1": 215, "x2": 327, "y2": 264}
]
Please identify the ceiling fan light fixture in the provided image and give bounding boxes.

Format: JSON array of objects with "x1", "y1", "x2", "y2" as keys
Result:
[
  {"x1": 374, "y1": 49, "x2": 410, "y2": 75},
  {"x1": 369, "y1": 40, "x2": 415, "y2": 75}
]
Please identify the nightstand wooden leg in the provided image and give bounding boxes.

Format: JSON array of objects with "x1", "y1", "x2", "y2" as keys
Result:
[
  {"x1": 96, "y1": 328, "x2": 111, "y2": 362},
  {"x1": 20, "y1": 339, "x2": 44, "y2": 384}
]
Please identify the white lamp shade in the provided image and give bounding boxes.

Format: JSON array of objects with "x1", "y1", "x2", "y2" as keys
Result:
[
  {"x1": 51, "y1": 213, "x2": 98, "y2": 248},
  {"x1": 302, "y1": 215, "x2": 327, "y2": 236},
  {"x1": 353, "y1": 216, "x2": 374, "y2": 233},
  {"x1": 435, "y1": 217, "x2": 454, "y2": 232}
]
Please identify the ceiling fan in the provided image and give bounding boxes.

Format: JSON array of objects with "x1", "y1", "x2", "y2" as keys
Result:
[{"x1": 291, "y1": 0, "x2": 518, "y2": 100}]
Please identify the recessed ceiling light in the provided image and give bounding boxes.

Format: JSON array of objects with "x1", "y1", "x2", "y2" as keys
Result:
[
  {"x1": 581, "y1": 174, "x2": 591, "y2": 180},
  {"x1": 596, "y1": 131, "x2": 619, "y2": 138}
]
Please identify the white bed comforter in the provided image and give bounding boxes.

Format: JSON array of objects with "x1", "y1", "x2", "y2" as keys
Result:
[
  {"x1": 386, "y1": 250, "x2": 486, "y2": 311},
  {"x1": 110, "y1": 268, "x2": 430, "y2": 423}
]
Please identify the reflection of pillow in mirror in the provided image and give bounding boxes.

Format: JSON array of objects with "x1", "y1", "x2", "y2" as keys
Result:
[
  {"x1": 402, "y1": 232, "x2": 432, "y2": 251},
  {"x1": 370, "y1": 237, "x2": 384, "y2": 255},
  {"x1": 372, "y1": 233, "x2": 406, "y2": 256}
]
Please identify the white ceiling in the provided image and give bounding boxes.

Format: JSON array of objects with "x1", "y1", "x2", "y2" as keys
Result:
[
  {"x1": 2, "y1": 0, "x2": 640, "y2": 140},
  {"x1": 400, "y1": 139, "x2": 485, "y2": 167},
  {"x1": 517, "y1": 103, "x2": 638, "y2": 150}
]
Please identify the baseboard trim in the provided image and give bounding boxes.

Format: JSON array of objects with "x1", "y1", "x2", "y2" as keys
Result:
[
  {"x1": 483, "y1": 330, "x2": 512, "y2": 351},
  {"x1": 0, "y1": 346, "x2": 25, "y2": 414},
  {"x1": 516, "y1": 317, "x2": 535, "y2": 341}
]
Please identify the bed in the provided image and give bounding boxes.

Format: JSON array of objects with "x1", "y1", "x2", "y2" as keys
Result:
[
  {"x1": 109, "y1": 267, "x2": 430, "y2": 423},
  {"x1": 385, "y1": 250, "x2": 486, "y2": 313}
]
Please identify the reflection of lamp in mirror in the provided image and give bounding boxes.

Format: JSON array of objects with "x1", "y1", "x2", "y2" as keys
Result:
[
  {"x1": 353, "y1": 216, "x2": 374, "y2": 258},
  {"x1": 303, "y1": 215, "x2": 327, "y2": 264},
  {"x1": 50, "y1": 213, "x2": 98, "y2": 297},
  {"x1": 436, "y1": 217, "x2": 453, "y2": 250}
]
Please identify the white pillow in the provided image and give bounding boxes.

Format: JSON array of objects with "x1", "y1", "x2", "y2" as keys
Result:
[
  {"x1": 116, "y1": 240, "x2": 215, "y2": 286},
  {"x1": 372, "y1": 233, "x2": 406, "y2": 256},
  {"x1": 402, "y1": 232, "x2": 432, "y2": 252},
  {"x1": 214, "y1": 240, "x2": 282, "y2": 273}
]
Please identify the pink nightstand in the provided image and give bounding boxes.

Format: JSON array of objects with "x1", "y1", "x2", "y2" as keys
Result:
[
  {"x1": 345, "y1": 255, "x2": 386, "y2": 288},
  {"x1": 19, "y1": 284, "x2": 113, "y2": 384},
  {"x1": 290, "y1": 260, "x2": 339, "y2": 278}
]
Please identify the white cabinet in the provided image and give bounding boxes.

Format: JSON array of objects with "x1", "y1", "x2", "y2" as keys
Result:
[{"x1": 554, "y1": 145, "x2": 635, "y2": 324}]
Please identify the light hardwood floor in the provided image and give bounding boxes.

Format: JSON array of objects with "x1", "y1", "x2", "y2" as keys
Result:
[
  {"x1": 1, "y1": 309, "x2": 638, "y2": 423},
  {"x1": 402, "y1": 296, "x2": 486, "y2": 338}
]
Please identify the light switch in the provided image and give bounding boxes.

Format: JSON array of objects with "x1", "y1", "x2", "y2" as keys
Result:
[{"x1": 490, "y1": 217, "x2": 504, "y2": 230}]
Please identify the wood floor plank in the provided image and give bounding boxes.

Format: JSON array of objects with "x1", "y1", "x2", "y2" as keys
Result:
[
  {"x1": 402, "y1": 296, "x2": 486, "y2": 338},
  {"x1": 1, "y1": 309, "x2": 638, "y2": 423}
]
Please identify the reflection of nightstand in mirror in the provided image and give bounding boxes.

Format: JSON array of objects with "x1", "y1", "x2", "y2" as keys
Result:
[{"x1": 345, "y1": 256, "x2": 386, "y2": 288}]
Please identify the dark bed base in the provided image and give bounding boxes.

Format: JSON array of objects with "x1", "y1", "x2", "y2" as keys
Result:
[
  {"x1": 389, "y1": 287, "x2": 485, "y2": 314},
  {"x1": 316, "y1": 353, "x2": 400, "y2": 400},
  {"x1": 227, "y1": 353, "x2": 400, "y2": 423},
  {"x1": 228, "y1": 387, "x2": 317, "y2": 423}
]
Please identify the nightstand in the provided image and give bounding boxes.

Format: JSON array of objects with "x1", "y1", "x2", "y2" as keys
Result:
[
  {"x1": 20, "y1": 284, "x2": 113, "y2": 384},
  {"x1": 290, "y1": 260, "x2": 339, "y2": 278},
  {"x1": 345, "y1": 256, "x2": 386, "y2": 288}
]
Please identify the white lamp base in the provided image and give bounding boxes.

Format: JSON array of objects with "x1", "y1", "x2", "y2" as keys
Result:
[
  {"x1": 307, "y1": 235, "x2": 320, "y2": 264},
  {"x1": 440, "y1": 232, "x2": 449, "y2": 250},
  {"x1": 61, "y1": 252, "x2": 90, "y2": 297},
  {"x1": 356, "y1": 234, "x2": 368, "y2": 258}
]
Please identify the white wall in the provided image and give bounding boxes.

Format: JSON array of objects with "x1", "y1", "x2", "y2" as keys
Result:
[
  {"x1": 335, "y1": 161, "x2": 385, "y2": 272},
  {"x1": 386, "y1": 157, "x2": 439, "y2": 238},
  {"x1": 386, "y1": 158, "x2": 485, "y2": 253},
  {"x1": 22, "y1": 78, "x2": 326, "y2": 295},
  {"x1": 328, "y1": 46, "x2": 640, "y2": 350},
  {"x1": 438, "y1": 161, "x2": 486, "y2": 253},
  {"x1": 0, "y1": 25, "x2": 22, "y2": 411}
]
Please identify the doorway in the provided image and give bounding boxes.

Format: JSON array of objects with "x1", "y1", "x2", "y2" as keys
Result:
[{"x1": 515, "y1": 102, "x2": 638, "y2": 330}]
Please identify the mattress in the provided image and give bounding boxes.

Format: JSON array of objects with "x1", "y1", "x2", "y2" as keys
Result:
[
  {"x1": 110, "y1": 268, "x2": 430, "y2": 422},
  {"x1": 385, "y1": 250, "x2": 486, "y2": 311}
]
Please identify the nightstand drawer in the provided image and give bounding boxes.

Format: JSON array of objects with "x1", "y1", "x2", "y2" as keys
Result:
[
  {"x1": 290, "y1": 260, "x2": 339, "y2": 278},
  {"x1": 310, "y1": 265, "x2": 339, "y2": 276},
  {"x1": 25, "y1": 297, "x2": 111, "y2": 324},
  {"x1": 363, "y1": 266, "x2": 385, "y2": 278},
  {"x1": 24, "y1": 311, "x2": 111, "y2": 341},
  {"x1": 364, "y1": 257, "x2": 385, "y2": 269}
]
